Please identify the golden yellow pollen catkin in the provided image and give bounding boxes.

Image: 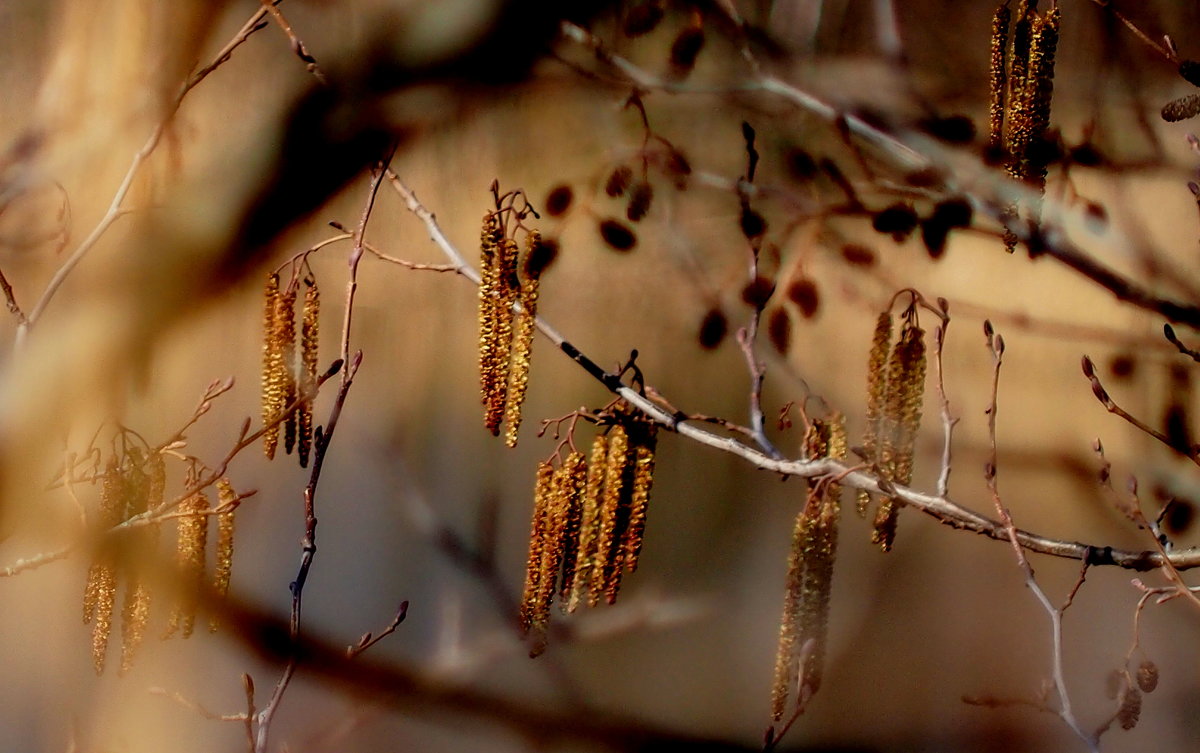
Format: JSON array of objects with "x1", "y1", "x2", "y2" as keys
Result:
[
  {"x1": 503, "y1": 232, "x2": 543, "y2": 448},
  {"x1": 598, "y1": 424, "x2": 631, "y2": 604},
  {"x1": 485, "y1": 237, "x2": 519, "y2": 436},
  {"x1": 84, "y1": 459, "x2": 122, "y2": 626},
  {"x1": 91, "y1": 564, "x2": 116, "y2": 675},
  {"x1": 859, "y1": 312, "x2": 893, "y2": 517},
  {"x1": 478, "y1": 213, "x2": 504, "y2": 412},
  {"x1": 117, "y1": 448, "x2": 152, "y2": 674},
  {"x1": 622, "y1": 422, "x2": 657, "y2": 573},
  {"x1": 119, "y1": 580, "x2": 151, "y2": 675},
  {"x1": 873, "y1": 322, "x2": 926, "y2": 552},
  {"x1": 557, "y1": 451, "x2": 587, "y2": 603},
  {"x1": 530, "y1": 461, "x2": 572, "y2": 657},
  {"x1": 988, "y1": 3, "x2": 1011, "y2": 150},
  {"x1": 520, "y1": 462, "x2": 555, "y2": 636},
  {"x1": 262, "y1": 274, "x2": 282, "y2": 459},
  {"x1": 165, "y1": 490, "x2": 209, "y2": 639},
  {"x1": 569, "y1": 434, "x2": 608, "y2": 612},
  {"x1": 209, "y1": 479, "x2": 238, "y2": 632},
  {"x1": 298, "y1": 278, "x2": 320, "y2": 468},
  {"x1": 278, "y1": 285, "x2": 298, "y2": 456}
]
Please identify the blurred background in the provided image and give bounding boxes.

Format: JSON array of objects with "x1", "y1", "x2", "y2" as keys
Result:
[{"x1": 0, "y1": 1, "x2": 1198, "y2": 751}]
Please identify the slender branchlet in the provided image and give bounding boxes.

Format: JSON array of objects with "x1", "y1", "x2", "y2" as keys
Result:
[
  {"x1": 298, "y1": 277, "x2": 320, "y2": 468},
  {"x1": 165, "y1": 488, "x2": 210, "y2": 639},
  {"x1": 570, "y1": 433, "x2": 608, "y2": 612},
  {"x1": 261, "y1": 274, "x2": 283, "y2": 459},
  {"x1": 504, "y1": 231, "x2": 542, "y2": 448},
  {"x1": 557, "y1": 450, "x2": 587, "y2": 603},
  {"x1": 859, "y1": 312, "x2": 893, "y2": 517},
  {"x1": 520, "y1": 461, "x2": 555, "y2": 636},
  {"x1": 278, "y1": 285, "x2": 299, "y2": 456},
  {"x1": 209, "y1": 478, "x2": 238, "y2": 632},
  {"x1": 598, "y1": 423, "x2": 632, "y2": 604},
  {"x1": 873, "y1": 320, "x2": 927, "y2": 552}
]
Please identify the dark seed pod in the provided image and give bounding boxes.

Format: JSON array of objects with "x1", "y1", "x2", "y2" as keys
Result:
[
  {"x1": 786, "y1": 149, "x2": 818, "y2": 181},
  {"x1": 921, "y1": 219, "x2": 950, "y2": 259},
  {"x1": 740, "y1": 205, "x2": 767, "y2": 239},
  {"x1": 1068, "y1": 142, "x2": 1104, "y2": 167},
  {"x1": 1163, "y1": 94, "x2": 1200, "y2": 123},
  {"x1": 767, "y1": 308, "x2": 792, "y2": 354},
  {"x1": 623, "y1": 2, "x2": 664, "y2": 37},
  {"x1": 840, "y1": 244, "x2": 876, "y2": 266},
  {"x1": 669, "y1": 26, "x2": 706, "y2": 74},
  {"x1": 523, "y1": 236, "x2": 559, "y2": 278},
  {"x1": 698, "y1": 308, "x2": 728, "y2": 349},
  {"x1": 786, "y1": 278, "x2": 819, "y2": 319},
  {"x1": 605, "y1": 166, "x2": 633, "y2": 197},
  {"x1": 665, "y1": 148, "x2": 692, "y2": 178},
  {"x1": 626, "y1": 181, "x2": 654, "y2": 222},
  {"x1": 931, "y1": 198, "x2": 973, "y2": 229},
  {"x1": 1118, "y1": 686, "x2": 1142, "y2": 730},
  {"x1": 920, "y1": 115, "x2": 976, "y2": 144},
  {"x1": 544, "y1": 185, "x2": 574, "y2": 217},
  {"x1": 1137, "y1": 660, "x2": 1159, "y2": 693},
  {"x1": 741, "y1": 276, "x2": 775, "y2": 308},
  {"x1": 598, "y1": 219, "x2": 637, "y2": 251},
  {"x1": 1180, "y1": 60, "x2": 1200, "y2": 87},
  {"x1": 872, "y1": 203, "x2": 918, "y2": 238}
]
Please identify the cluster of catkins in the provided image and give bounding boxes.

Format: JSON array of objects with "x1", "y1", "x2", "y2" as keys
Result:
[
  {"x1": 988, "y1": 0, "x2": 1061, "y2": 251},
  {"x1": 519, "y1": 408, "x2": 658, "y2": 656},
  {"x1": 262, "y1": 272, "x2": 320, "y2": 467},
  {"x1": 83, "y1": 452, "x2": 238, "y2": 675},
  {"x1": 478, "y1": 213, "x2": 552, "y2": 447}
]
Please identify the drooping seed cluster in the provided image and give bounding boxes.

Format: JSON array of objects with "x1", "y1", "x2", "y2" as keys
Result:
[
  {"x1": 989, "y1": 1, "x2": 1060, "y2": 252},
  {"x1": 519, "y1": 408, "x2": 658, "y2": 656},
  {"x1": 261, "y1": 271, "x2": 321, "y2": 467},
  {"x1": 771, "y1": 414, "x2": 845, "y2": 721},
  {"x1": 859, "y1": 306, "x2": 926, "y2": 552},
  {"x1": 478, "y1": 213, "x2": 546, "y2": 447},
  {"x1": 81, "y1": 445, "x2": 242, "y2": 674}
]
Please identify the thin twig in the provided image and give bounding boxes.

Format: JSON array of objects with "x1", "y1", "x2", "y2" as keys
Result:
[
  {"x1": 258, "y1": 0, "x2": 328, "y2": 84},
  {"x1": 347, "y1": 602, "x2": 410, "y2": 658}
]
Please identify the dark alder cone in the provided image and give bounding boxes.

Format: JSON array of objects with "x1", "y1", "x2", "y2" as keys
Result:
[
  {"x1": 605, "y1": 166, "x2": 633, "y2": 197},
  {"x1": 740, "y1": 205, "x2": 767, "y2": 239},
  {"x1": 598, "y1": 219, "x2": 637, "y2": 251},
  {"x1": 930, "y1": 198, "x2": 973, "y2": 229},
  {"x1": 1068, "y1": 142, "x2": 1104, "y2": 166},
  {"x1": 786, "y1": 149, "x2": 818, "y2": 181},
  {"x1": 871, "y1": 203, "x2": 918, "y2": 238},
  {"x1": 740, "y1": 276, "x2": 775, "y2": 308},
  {"x1": 698, "y1": 308, "x2": 728, "y2": 349},
  {"x1": 786, "y1": 278, "x2": 820, "y2": 318},
  {"x1": 1180, "y1": 60, "x2": 1200, "y2": 87},
  {"x1": 544, "y1": 185, "x2": 573, "y2": 216},
  {"x1": 1162, "y1": 94, "x2": 1200, "y2": 123},
  {"x1": 670, "y1": 26, "x2": 706, "y2": 74},
  {"x1": 626, "y1": 181, "x2": 654, "y2": 222},
  {"x1": 840, "y1": 244, "x2": 876, "y2": 266},
  {"x1": 767, "y1": 308, "x2": 792, "y2": 354},
  {"x1": 920, "y1": 115, "x2": 976, "y2": 144},
  {"x1": 922, "y1": 219, "x2": 950, "y2": 259}
]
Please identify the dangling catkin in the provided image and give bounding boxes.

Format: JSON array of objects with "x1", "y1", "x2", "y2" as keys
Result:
[
  {"x1": 278, "y1": 285, "x2": 298, "y2": 456},
  {"x1": 485, "y1": 236, "x2": 520, "y2": 435},
  {"x1": 209, "y1": 479, "x2": 238, "y2": 632},
  {"x1": 859, "y1": 312, "x2": 893, "y2": 517},
  {"x1": 530, "y1": 461, "x2": 571, "y2": 657},
  {"x1": 165, "y1": 489, "x2": 210, "y2": 639},
  {"x1": 622, "y1": 421, "x2": 657, "y2": 573},
  {"x1": 988, "y1": 3, "x2": 1011, "y2": 151},
  {"x1": 298, "y1": 278, "x2": 320, "y2": 468},
  {"x1": 598, "y1": 424, "x2": 632, "y2": 604},
  {"x1": 479, "y1": 213, "x2": 504, "y2": 411},
  {"x1": 873, "y1": 322, "x2": 926, "y2": 552},
  {"x1": 569, "y1": 433, "x2": 608, "y2": 612},
  {"x1": 118, "y1": 448, "x2": 153, "y2": 674},
  {"x1": 556, "y1": 451, "x2": 587, "y2": 603},
  {"x1": 503, "y1": 232, "x2": 543, "y2": 448},
  {"x1": 262, "y1": 274, "x2": 282, "y2": 459},
  {"x1": 520, "y1": 462, "x2": 555, "y2": 636}
]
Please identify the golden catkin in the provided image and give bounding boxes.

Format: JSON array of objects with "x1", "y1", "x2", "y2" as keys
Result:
[
  {"x1": 504, "y1": 232, "x2": 542, "y2": 448},
  {"x1": 520, "y1": 462, "x2": 555, "y2": 636},
  {"x1": 485, "y1": 237, "x2": 520, "y2": 436},
  {"x1": 858, "y1": 312, "x2": 893, "y2": 517},
  {"x1": 530, "y1": 461, "x2": 572, "y2": 657},
  {"x1": 209, "y1": 479, "x2": 238, "y2": 632},
  {"x1": 298, "y1": 278, "x2": 320, "y2": 468},
  {"x1": 1023, "y1": 8, "x2": 1060, "y2": 192},
  {"x1": 622, "y1": 422, "x2": 657, "y2": 573},
  {"x1": 988, "y1": 3, "x2": 1011, "y2": 150},
  {"x1": 278, "y1": 285, "x2": 298, "y2": 456},
  {"x1": 146, "y1": 452, "x2": 166, "y2": 511},
  {"x1": 598, "y1": 424, "x2": 632, "y2": 604},
  {"x1": 119, "y1": 581, "x2": 151, "y2": 675},
  {"x1": 85, "y1": 458, "x2": 123, "y2": 674},
  {"x1": 478, "y1": 213, "x2": 503, "y2": 412},
  {"x1": 873, "y1": 323, "x2": 926, "y2": 552},
  {"x1": 165, "y1": 490, "x2": 209, "y2": 639},
  {"x1": 117, "y1": 448, "x2": 152, "y2": 674},
  {"x1": 569, "y1": 434, "x2": 608, "y2": 612},
  {"x1": 262, "y1": 274, "x2": 282, "y2": 459},
  {"x1": 556, "y1": 451, "x2": 587, "y2": 603}
]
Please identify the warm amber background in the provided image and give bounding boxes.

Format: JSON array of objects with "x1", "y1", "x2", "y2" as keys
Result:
[{"x1": 0, "y1": 1, "x2": 1198, "y2": 751}]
